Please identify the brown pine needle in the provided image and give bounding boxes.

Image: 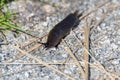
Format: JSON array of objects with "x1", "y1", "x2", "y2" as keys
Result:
[
  {"x1": 13, "y1": 45, "x2": 74, "y2": 80},
  {"x1": 83, "y1": 18, "x2": 90, "y2": 80},
  {"x1": 84, "y1": 49, "x2": 117, "y2": 79},
  {"x1": 62, "y1": 40, "x2": 86, "y2": 79},
  {"x1": 79, "y1": 0, "x2": 110, "y2": 20}
]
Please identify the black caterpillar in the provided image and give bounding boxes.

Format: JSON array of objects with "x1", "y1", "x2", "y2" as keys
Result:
[{"x1": 41, "y1": 10, "x2": 82, "y2": 49}]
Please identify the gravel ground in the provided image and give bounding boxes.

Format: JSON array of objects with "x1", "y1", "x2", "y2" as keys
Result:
[{"x1": 0, "y1": 0, "x2": 120, "y2": 80}]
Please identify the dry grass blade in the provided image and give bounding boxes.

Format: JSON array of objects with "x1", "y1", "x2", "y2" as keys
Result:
[
  {"x1": 93, "y1": 35, "x2": 106, "y2": 43},
  {"x1": 83, "y1": 60, "x2": 120, "y2": 79},
  {"x1": 83, "y1": 18, "x2": 90, "y2": 80},
  {"x1": 71, "y1": 29, "x2": 119, "y2": 79},
  {"x1": 1, "y1": 60, "x2": 119, "y2": 79},
  {"x1": 0, "y1": 65, "x2": 38, "y2": 78},
  {"x1": 84, "y1": 49, "x2": 119, "y2": 79},
  {"x1": 13, "y1": 45, "x2": 74, "y2": 80},
  {"x1": 71, "y1": 24, "x2": 117, "y2": 80},
  {"x1": 90, "y1": 14, "x2": 107, "y2": 34},
  {"x1": 5, "y1": 44, "x2": 42, "y2": 63},
  {"x1": 62, "y1": 40, "x2": 85, "y2": 79},
  {"x1": 5, "y1": 34, "x2": 46, "y2": 63},
  {"x1": 21, "y1": 34, "x2": 47, "y2": 48},
  {"x1": 79, "y1": 0, "x2": 110, "y2": 20}
]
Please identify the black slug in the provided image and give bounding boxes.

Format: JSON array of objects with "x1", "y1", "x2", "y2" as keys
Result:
[{"x1": 42, "y1": 10, "x2": 82, "y2": 49}]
